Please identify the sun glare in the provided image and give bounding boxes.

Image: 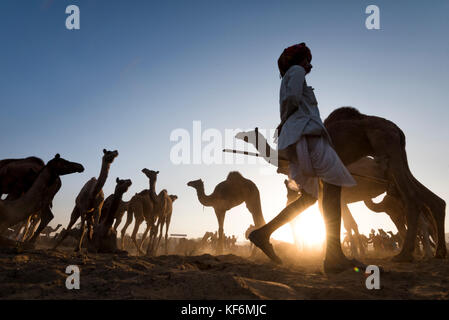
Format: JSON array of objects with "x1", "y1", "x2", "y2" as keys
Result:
[{"x1": 272, "y1": 204, "x2": 326, "y2": 250}]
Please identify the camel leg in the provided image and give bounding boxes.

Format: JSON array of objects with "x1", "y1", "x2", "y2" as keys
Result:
[
  {"x1": 421, "y1": 194, "x2": 446, "y2": 259},
  {"x1": 25, "y1": 216, "x2": 41, "y2": 242},
  {"x1": 138, "y1": 222, "x2": 151, "y2": 253},
  {"x1": 154, "y1": 219, "x2": 166, "y2": 256},
  {"x1": 419, "y1": 216, "x2": 433, "y2": 259},
  {"x1": 341, "y1": 204, "x2": 361, "y2": 258},
  {"x1": 113, "y1": 215, "x2": 123, "y2": 233},
  {"x1": 164, "y1": 216, "x2": 171, "y2": 255},
  {"x1": 148, "y1": 219, "x2": 161, "y2": 256},
  {"x1": 19, "y1": 215, "x2": 33, "y2": 242},
  {"x1": 12, "y1": 222, "x2": 25, "y2": 240},
  {"x1": 215, "y1": 210, "x2": 225, "y2": 255},
  {"x1": 75, "y1": 216, "x2": 88, "y2": 253},
  {"x1": 245, "y1": 194, "x2": 266, "y2": 227},
  {"x1": 28, "y1": 207, "x2": 54, "y2": 244},
  {"x1": 120, "y1": 209, "x2": 133, "y2": 250},
  {"x1": 53, "y1": 206, "x2": 81, "y2": 250},
  {"x1": 322, "y1": 183, "x2": 363, "y2": 273},
  {"x1": 131, "y1": 217, "x2": 144, "y2": 255},
  {"x1": 388, "y1": 161, "x2": 421, "y2": 262}
]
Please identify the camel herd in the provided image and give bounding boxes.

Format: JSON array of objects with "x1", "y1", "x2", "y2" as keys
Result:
[
  {"x1": 0, "y1": 150, "x2": 177, "y2": 255},
  {"x1": 0, "y1": 107, "x2": 447, "y2": 266}
]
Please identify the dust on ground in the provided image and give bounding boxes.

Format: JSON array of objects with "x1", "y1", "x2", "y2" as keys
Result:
[{"x1": 1, "y1": 239, "x2": 448, "y2": 300}]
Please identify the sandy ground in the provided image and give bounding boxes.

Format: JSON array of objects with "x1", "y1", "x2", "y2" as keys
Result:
[{"x1": 1, "y1": 239, "x2": 448, "y2": 300}]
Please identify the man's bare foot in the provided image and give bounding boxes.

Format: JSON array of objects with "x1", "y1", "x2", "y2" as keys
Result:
[{"x1": 248, "y1": 229, "x2": 282, "y2": 265}]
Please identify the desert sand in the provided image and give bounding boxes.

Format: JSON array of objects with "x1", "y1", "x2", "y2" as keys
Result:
[{"x1": 1, "y1": 239, "x2": 448, "y2": 300}]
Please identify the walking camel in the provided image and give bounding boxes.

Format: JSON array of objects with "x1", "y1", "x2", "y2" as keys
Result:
[
  {"x1": 243, "y1": 129, "x2": 437, "y2": 258},
  {"x1": 53, "y1": 149, "x2": 118, "y2": 252},
  {"x1": 187, "y1": 171, "x2": 266, "y2": 254},
  {"x1": 238, "y1": 107, "x2": 446, "y2": 268}
]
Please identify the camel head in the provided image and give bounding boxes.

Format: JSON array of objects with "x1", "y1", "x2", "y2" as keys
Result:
[
  {"x1": 141, "y1": 168, "x2": 159, "y2": 181},
  {"x1": 169, "y1": 194, "x2": 178, "y2": 202},
  {"x1": 115, "y1": 177, "x2": 132, "y2": 195},
  {"x1": 102, "y1": 149, "x2": 119, "y2": 164},
  {"x1": 235, "y1": 129, "x2": 257, "y2": 144},
  {"x1": 46, "y1": 154, "x2": 85, "y2": 176},
  {"x1": 187, "y1": 179, "x2": 203, "y2": 189}
]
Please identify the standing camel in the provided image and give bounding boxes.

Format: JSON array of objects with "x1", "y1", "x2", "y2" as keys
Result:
[
  {"x1": 148, "y1": 193, "x2": 178, "y2": 256},
  {"x1": 120, "y1": 169, "x2": 159, "y2": 254},
  {"x1": 323, "y1": 107, "x2": 446, "y2": 263},
  {"x1": 187, "y1": 171, "x2": 266, "y2": 254},
  {"x1": 237, "y1": 107, "x2": 446, "y2": 267},
  {"x1": 53, "y1": 149, "x2": 118, "y2": 252}
]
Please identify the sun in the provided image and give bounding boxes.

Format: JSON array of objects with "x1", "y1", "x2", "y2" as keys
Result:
[
  {"x1": 272, "y1": 203, "x2": 326, "y2": 249},
  {"x1": 294, "y1": 204, "x2": 326, "y2": 248}
]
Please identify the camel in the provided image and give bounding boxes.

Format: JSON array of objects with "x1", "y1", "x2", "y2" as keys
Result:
[
  {"x1": 0, "y1": 154, "x2": 84, "y2": 243},
  {"x1": 0, "y1": 157, "x2": 45, "y2": 200},
  {"x1": 53, "y1": 149, "x2": 118, "y2": 252},
  {"x1": 323, "y1": 107, "x2": 446, "y2": 264},
  {"x1": 364, "y1": 195, "x2": 437, "y2": 258},
  {"x1": 237, "y1": 107, "x2": 446, "y2": 269},
  {"x1": 174, "y1": 233, "x2": 213, "y2": 256},
  {"x1": 119, "y1": 169, "x2": 160, "y2": 254},
  {"x1": 92, "y1": 178, "x2": 132, "y2": 253},
  {"x1": 41, "y1": 224, "x2": 62, "y2": 238},
  {"x1": 0, "y1": 156, "x2": 65, "y2": 245},
  {"x1": 187, "y1": 171, "x2": 266, "y2": 254},
  {"x1": 53, "y1": 223, "x2": 83, "y2": 244},
  {"x1": 147, "y1": 193, "x2": 178, "y2": 256}
]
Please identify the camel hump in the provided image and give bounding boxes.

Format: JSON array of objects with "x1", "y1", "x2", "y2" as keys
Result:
[
  {"x1": 324, "y1": 106, "x2": 364, "y2": 126},
  {"x1": 226, "y1": 171, "x2": 244, "y2": 181}
]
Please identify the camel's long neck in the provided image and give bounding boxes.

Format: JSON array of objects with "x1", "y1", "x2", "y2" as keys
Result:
[
  {"x1": 149, "y1": 177, "x2": 158, "y2": 203},
  {"x1": 194, "y1": 184, "x2": 214, "y2": 207},
  {"x1": 92, "y1": 161, "x2": 110, "y2": 197},
  {"x1": 363, "y1": 199, "x2": 385, "y2": 213},
  {"x1": 54, "y1": 225, "x2": 62, "y2": 232},
  {"x1": 103, "y1": 191, "x2": 124, "y2": 228}
]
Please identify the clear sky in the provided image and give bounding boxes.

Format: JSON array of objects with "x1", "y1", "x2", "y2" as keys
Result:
[{"x1": 1, "y1": 0, "x2": 448, "y2": 244}]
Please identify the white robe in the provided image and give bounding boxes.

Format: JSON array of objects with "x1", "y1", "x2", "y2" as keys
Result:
[{"x1": 277, "y1": 65, "x2": 356, "y2": 198}]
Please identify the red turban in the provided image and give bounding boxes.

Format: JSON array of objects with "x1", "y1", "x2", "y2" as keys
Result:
[{"x1": 277, "y1": 42, "x2": 312, "y2": 78}]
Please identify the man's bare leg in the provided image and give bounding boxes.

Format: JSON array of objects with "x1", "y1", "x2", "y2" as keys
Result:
[
  {"x1": 322, "y1": 182, "x2": 365, "y2": 273},
  {"x1": 249, "y1": 191, "x2": 316, "y2": 264}
]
